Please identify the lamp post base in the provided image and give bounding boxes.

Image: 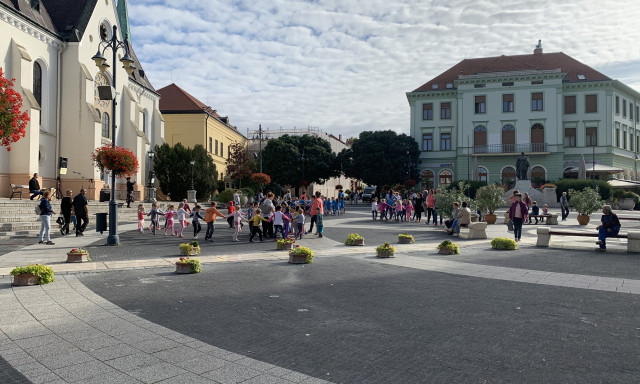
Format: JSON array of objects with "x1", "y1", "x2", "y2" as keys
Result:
[
  {"x1": 187, "y1": 190, "x2": 197, "y2": 203},
  {"x1": 106, "y1": 199, "x2": 120, "y2": 246}
]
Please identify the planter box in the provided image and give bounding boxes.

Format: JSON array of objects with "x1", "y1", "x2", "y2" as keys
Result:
[
  {"x1": 484, "y1": 214, "x2": 497, "y2": 225},
  {"x1": 288, "y1": 253, "x2": 308, "y2": 264},
  {"x1": 179, "y1": 248, "x2": 200, "y2": 256},
  {"x1": 352, "y1": 238, "x2": 365, "y2": 246},
  {"x1": 175, "y1": 263, "x2": 194, "y2": 274},
  {"x1": 12, "y1": 273, "x2": 39, "y2": 286},
  {"x1": 438, "y1": 247, "x2": 453, "y2": 255},
  {"x1": 618, "y1": 198, "x2": 636, "y2": 210},
  {"x1": 277, "y1": 243, "x2": 295, "y2": 250},
  {"x1": 66, "y1": 252, "x2": 88, "y2": 263},
  {"x1": 398, "y1": 237, "x2": 413, "y2": 244},
  {"x1": 376, "y1": 251, "x2": 395, "y2": 258}
]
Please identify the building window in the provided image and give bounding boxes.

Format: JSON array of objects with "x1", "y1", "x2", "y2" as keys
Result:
[
  {"x1": 478, "y1": 167, "x2": 488, "y2": 183},
  {"x1": 440, "y1": 132, "x2": 451, "y2": 150},
  {"x1": 564, "y1": 128, "x2": 576, "y2": 147},
  {"x1": 220, "y1": 142, "x2": 224, "y2": 157},
  {"x1": 623, "y1": 130, "x2": 627, "y2": 149},
  {"x1": 422, "y1": 133, "x2": 433, "y2": 151},
  {"x1": 616, "y1": 96, "x2": 620, "y2": 114},
  {"x1": 531, "y1": 166, "x2": 546, "y2": 188},
  {"x1": 228, "y1": 145, "x2": 231, "y2": 159},
  {"x1": 630, "y1": 132, "x2": 634, "y2": 152},
  {"x1": 623, "y1": 100, "x2": 627, "y2": 117},
  {"x1": 616, "y1": 128, "x2": 620, "y2": 147},
  {"x1": 209, "y1": 137, "x2": 212, "y2": 153},
  {"x1": 422, "y1": 103, "x2": 433, "y2": 120},
  {"x1": 586, "y1": 127, "x2": 597, "y2": 146},
  {"x1": 215, "y1": 140, "x2": 219, "y2": 155},
  {"x1": 564, "y1": 95, "x2": 576, "y2": 114},
  {"x1": 503, "y1": 94, "x2": 514, "y2": 112},
  {"x1": 585, "y1": 94, "x2": 597, "y2": 113},
  {"x1": 531, "y1": 92, "x2": 543, "y2": 111},
  {"x1": 502, "y1": 124, "x2": 515, "y2": 153},
  {"x1": 101, "y1": 112, "x2": 110, "y2": 138},
  {"x1": 421, "y1": 170, "x2": 435, "y2": 189},
  {"x1": 636, "y1": 106, "x2": 639, "y2": 123},
  {"x1": 501, "y1": 166, "x2": 516, "y2": 190},
  {"x1": 439, "y1": 170, "x2": 452, "y2": 186},
  {"x1": 631, "y1": 105, "x2": 634, "y2": 121},
  {"x1": 440, "y1": 102, "x2": 451, "y2": 119},
  {"x1": 531, "y1": 124, "x2": 544, "y2": 151},
  {"x1": 142, "y1": 110, "x2": 147, "y2": 135},
  {"x1": 474, "y1": 96, "x2": 486, "y2": 114},
  {"x1": 33, "y1": 62, "x2": 42, "y2": 125},
  {"x1": 474, "y1": 125, "x2": 487, "y2": 152}
]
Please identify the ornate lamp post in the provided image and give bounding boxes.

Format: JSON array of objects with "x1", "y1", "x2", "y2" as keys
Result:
[
  {"x1": 145, "y1": 151, "x2": 155, "y2": 203},
  {"x1": 91, "y1": 25, "x2": 136, "y2": 246},
  {"x1": 251, "y1": 124, "x2": 268, "y2": 173}
]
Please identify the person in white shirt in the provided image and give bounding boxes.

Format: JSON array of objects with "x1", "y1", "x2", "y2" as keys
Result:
[
  {"x1": 269, "y1": 205, "x2": 291, "y2": 240},
  {"x1": 176, "y1": 202, "x2": 187, "y2": 238},
  {"x1": 371, "y1": 197, "x2": 378, "y2": 221}
]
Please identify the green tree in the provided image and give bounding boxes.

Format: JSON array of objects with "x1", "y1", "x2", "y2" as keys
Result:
[
  {"x1": 153, "y1": 143, "x2": 217, "y2": 201},
  {"x1": 338, "y1": 130, "x2": 420, "y2": 187},
  {"x1": 261, "y1": 134, "x2": 337, "y2": 190}
]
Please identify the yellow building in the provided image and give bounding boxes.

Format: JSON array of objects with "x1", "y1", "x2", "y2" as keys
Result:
[{"x1": 158, "y1": 83, "x2": 247, "y2": 186}]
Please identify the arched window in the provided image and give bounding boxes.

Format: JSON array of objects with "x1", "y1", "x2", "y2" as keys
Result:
[
  {"x1": 439, "y1": 170, "x2": 453, "y2": 187},
  {"x1": 474, "y1": 125, "x2": 487, "y2": 153},
  {"x1": 33, "y1": 62, "x2": 42, "y2": 124},
  {"x1": 502, "y1": 125, "x2": 515, "y2": 153},
  {"x1": 501, "y1": 166, "x2": 516, "y2": 190},
  {"x1": 531, "y1": 123, "x2": 545, "y2": 151},
  {"x1": 142, "y1": 110, "x2": 147, "y2": 135},
  {"x1": 478, "y1": 167, "x2": 488, "y2": 183},
  {"x1": 531, "y1": 166, "x2": 546, "y2": 188},
  {"x1": 102, "y1": 113, "x2": 110, "y2": 138},
  {"x1": 421, "y1": 170, "x2": 434, "y2": 189}
]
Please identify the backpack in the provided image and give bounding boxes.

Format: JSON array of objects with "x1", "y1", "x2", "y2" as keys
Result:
[{"x1": 35, "y1": 205, "x2": 42, "y2": 215}]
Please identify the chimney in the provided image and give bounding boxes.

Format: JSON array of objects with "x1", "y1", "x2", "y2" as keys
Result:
[
  {"x1": 339, "y1": 134, "x2": 342, "y2": 142},
  {"x1": 533, "y1": 39, "x2": 543, "y2": 55}
]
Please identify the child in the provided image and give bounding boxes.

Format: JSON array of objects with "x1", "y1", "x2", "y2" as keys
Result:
[
  {"x1": 137, "y1": 204, "x2": 147, "y2": 233},
  {"x1": 541, "y1": 204, "x2": 549, "y2": 223},
  {"x1": 164, "y1": 205, "x2": 176, "y2": 236},
  {"x1": 182, "y1": 199, "x2": 191, "y2": 228},
  {"x1": 371, "y1": 197, "x2": 378, "y2": 221},
  {"x1": 190, "y1": 205, "x2": 205, "y2": 239},
  {"x1": 204, "y1": 202, "x2": 226, "y2": 242},
  {"x1": 332, "y1": 197, "x2": 340, "y2": 216},
  {"x1": 176, "y1": 202, "x2": 187, "y2": 238},
  {"x1": 395, "y1": 200, "x2": 404, "y2": 222},
  {"x1": 269, "y1": 205, "x2": 291, "y2": 240},
  {"x1": 405, "y1": 200, "x2": 414, "y2": 222},
  {"x1": 146, "y1": 203, "x2": 164, "y2": 235},
  {"x1": 379, "y1": 200, "x2": 388, "y2": 221},
  {"x1": 323, "y1": 198, "x2": 330, "y2": 216},
  {"x1": 529, "y1": 201, "x2": 540, "y2": 224},
  {"x1": 249, "y1": 208, "x2": 268, "y2": 242},
  {"x1": 227, "y1": 201, "x2": 236, "y2": 228},
  {"x1": 230, "y1": 207, "x2": 247, "y2": 242},
  {"x1": 283, "y1": 206, "x2": 293, "y2": 239},
  {"x1": 292, "y1": 206, "x2": 305, "y2": 239}
]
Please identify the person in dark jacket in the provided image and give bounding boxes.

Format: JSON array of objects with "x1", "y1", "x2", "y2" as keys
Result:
[
  {"x1": 596, "y1": 205, "x2": 621, "y2": 251},
  {"x1": 60, "y1": 189, "x2": 73, "y2": 235},
  {"x1": 126, "y1": 177, "x2": 136, "y2": 208},
  {"x1": 29, "y1": 173, "x2": 43, "y2": 200},
  {"x1": 72, "y1": 189, "x2": 89, "y2": 237},
  {"x1": 508, "y1": 193, "x2": 528, "y2": 242},
  {"x1": 38, "y1": 190, "x2": 55, "y2": 245}
]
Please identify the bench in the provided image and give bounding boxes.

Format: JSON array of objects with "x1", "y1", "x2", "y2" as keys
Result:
[
  {"x1": 536, "y1": 227, "x2": 640, "y2": 252},
  {"x1": 504, "y1": 212, "x2": 558, "y2": 225},
  {"x1": 10, "y1": 184, "x2": 27, "y2": 200},
  {"x1": 460, "y1": 222, "x2": 487, "y2": 239},
  {"x1": 618, "y1": 217, "x2": 640, "y2": 221}
]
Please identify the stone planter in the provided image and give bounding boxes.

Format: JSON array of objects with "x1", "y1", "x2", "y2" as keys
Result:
[
  {"x1": 277, "y1": 242, "x2": 295, "y2": 251},
  {"x1": 618, "y1": 198, "x2": 636, "y2": 210},
  {"x1": 288, "y1": 253, "x2": 308, "y2": 264},
  {"x1": 438, "y1": 247, "x2": 453, "y2": 255},
  {"x1": 577, "y1": 214, "x2": 591, "y2": 226},
  {"x1": 376, "y1": 250, "x2": 395, "y2": 258},
  {"x1": 175, "y1": 262, "x2": 194, "y2": 274},
  {"x1": 180, "y1": 248, "x2": 200, "y2": 256},
  {"x1": 484, "y1": 213, "x2": 497, "y2": 225},
  {"x1": 12, "y1": 273, "x2": 39, "y2": 286},
  {"x1": 66, "y1": 252, "x2": 88, "y2": 263},
  {"x1": 352, "y1": 238, "x2": 365, "y2": 246},
  {"x1": 398, "y1": 237, "x2": 413, "y2": 244}
]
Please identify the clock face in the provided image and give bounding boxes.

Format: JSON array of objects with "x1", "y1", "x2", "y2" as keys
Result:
[{"x1": 94, "y1": 73, "x2": 110, "y2": 108}]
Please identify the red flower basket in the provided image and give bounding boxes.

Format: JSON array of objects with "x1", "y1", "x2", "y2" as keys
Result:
[
  {"x1": 0, "y1": 69, "x2": 29, "y2": 151},
  {"x1": 91, "y1": 145, "x2": 139, "y2": 178},
  {"x1": 251, "y1": 173, "x2": 271, "y2": 185}
]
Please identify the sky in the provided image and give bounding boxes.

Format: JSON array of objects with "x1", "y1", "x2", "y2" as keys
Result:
[{"x1": 127, "y1": 0, "x2": 640, "y2": 139}]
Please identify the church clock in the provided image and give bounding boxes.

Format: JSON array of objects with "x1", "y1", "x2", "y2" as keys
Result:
[{"x1": 94, "y1": 73, "x2": 110, "y2": 108}]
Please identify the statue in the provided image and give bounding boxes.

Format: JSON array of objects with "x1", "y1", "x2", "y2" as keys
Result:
[{"x1": 515, "y1": 152, "x2": 530, "y2": 180}]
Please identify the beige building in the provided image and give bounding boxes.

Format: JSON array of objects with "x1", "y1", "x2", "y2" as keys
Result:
[
  {"x1": 158, "y1": 83, "x2": 247, "y2": 187},
  {"x1": 0, "y1": 0, "x2": 162, "y2": 199}
]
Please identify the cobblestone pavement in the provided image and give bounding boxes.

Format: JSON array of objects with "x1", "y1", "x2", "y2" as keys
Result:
[{"x1": 0, "y1": 239, "x2": 36, "y2": 257}]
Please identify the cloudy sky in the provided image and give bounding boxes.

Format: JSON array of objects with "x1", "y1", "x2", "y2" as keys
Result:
[{"x1": 127, "y1": 0, "x2": 640, "y2": 139}]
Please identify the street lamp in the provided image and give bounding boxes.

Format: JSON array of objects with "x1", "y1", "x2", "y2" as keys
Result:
[
  {"x1": 251, "y1": 124, "x2": 268, "y2": 173},
  {"x1": 190, "y1": 160, "x2": 195, "y2": 190},
  {"x1": 145, "y1": 151, "x2": 155, "y2": 203},
  {"x1": 592, "y1": 132, "x2": 596, "y2": 189},
  {"x1": 91, "y1": 25, "x2": 136, "y2": 246}
]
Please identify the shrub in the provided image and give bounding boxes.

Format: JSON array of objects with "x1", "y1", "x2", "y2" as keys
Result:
[
  {"x1": 437, "y1": 240, "x2": 460, "y2": 254},
  {"x1": 491, "y1": 237, "x2": 518, "y2": 250},
  {"x1": 176, "y1": 257, "x2": 201, "y2": 273},
  {"x1": 289, "y1": 245, "x2": 314, "y2": 263},
  {"x1": 345, "y1": 233, "x2": 364, "y2": 246},
  {"x1": 217, "y1": 189, "x2": 235, "y2": 204},
  {"x1": 376, "y1": 242, "x2": 397, "y2": 254},
  {"x1": 475, "y1": 184, "x2": 506, "y2": 214},
  {"x1": 10, "y1": 264, "x2": 55, "y2": 284},
  {"x1": 568, "y1": 188, "x2": 604, "y2": 216},
  {"x1": 397, "y1": 233, "x2": 415, "y2": 243},
  {"x1": 552, "y1": 179, "x2": 611, "y2": 201},
  {"x1": 241, "y1": 187, "x2": 255, "y2": 200},
  {"x1": 436, "y1": 181, "x2": 474, "y2": 219},
  {"x1": 179, "y1": 242, "x2": 201, "y2": 255},
  {"x1": 612, "y1": 189, "x2": 640, "y2": 204},
  {"x1": 445, "y1": 180, "x2": 486, "y2": 199}
]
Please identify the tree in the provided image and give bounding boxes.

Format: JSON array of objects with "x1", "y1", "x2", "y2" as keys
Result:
[
  {"x1": 0, "y1": 68, "x2": 29, "y2": 151},
  {"x1": 153, "y1": 143, "x2": 217, "y2": 201},
  {"x1": 261, "y1": 134, "x2": 337, "y2": 189},
  {"x1": 226, "y1": 142, "x2": 251, "y2": 188},
  {"x1": 338, "y1": 130, "x2": 420, "y2": 187}
]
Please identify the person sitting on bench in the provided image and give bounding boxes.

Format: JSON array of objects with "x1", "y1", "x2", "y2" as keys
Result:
[
  {"x1": 529, "y1": 201, "x2": 540, "y2": 224},
  {"x1": 29, "y1": 173, "x2": 43, "y2": 200},
  {"x1": 596, "y1": 205, "x2": 621, "y2": 251}
]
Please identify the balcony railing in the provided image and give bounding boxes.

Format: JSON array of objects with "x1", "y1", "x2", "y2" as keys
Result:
[{"x1": 473, "y1": 143, "x2": 547, "y2": 154}]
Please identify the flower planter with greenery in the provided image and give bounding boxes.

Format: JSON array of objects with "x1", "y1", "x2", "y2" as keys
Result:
[
  {"x1": 66, "y1": 248, "x2": 90, "y2": 263},
  {"x1": 437, "y1": 240, "x2": 460, "y2": 255},
  {"x1": 175, "y1": 257, "x2": 202, "y2": 274},
  {"x1": 91, "y1": 145, "x2": 139, "y2": 178},
  {"x1": 179, "y1": 241, "x2": 201, "y2": 256},
  {"x1": 0, "y1": 69, "x2": 30, "y2": 151},
  {"x1": 376, "y1": 243, "x2": 396, "y2": 258},
  {"x1": 10, "y1": 264, "x2": 55, "y2": 286},
  {"x1": 397, "y1": 233, "x2": 415, "y2": 244},
  {"x1": 491, "y1": 237, "x2": 518, "y2": 250},
  {"x1": 612, "y1": 190, "x2": 640, "y2": 210},
  {"x1": 476, "y1": 184, "x2": 506, "y2": 224},
  {"x1": 288, "y1": 245, "x2": 313, "y2": 264},
  {"x1": 568, "y1": 188, "x2": 604, "y2": 225},
  {"x1": 345, "y1": 233, "x2": 365, "y2": 246},
  {"x1": 276, "y1": 237, "x2": 296, "y2": 250},
  {"x1": 251, "y1": 173, "x2": 271, "y2": 187}
]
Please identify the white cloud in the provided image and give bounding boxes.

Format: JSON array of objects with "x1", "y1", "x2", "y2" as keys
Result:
[{"x1": 127, "y1": 0, "x2": 640, "y2": 139}]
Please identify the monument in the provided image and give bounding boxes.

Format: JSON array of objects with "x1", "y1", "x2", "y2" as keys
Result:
[{"x1": 515, "y1": 152, "x2": 530, "y2": 180}]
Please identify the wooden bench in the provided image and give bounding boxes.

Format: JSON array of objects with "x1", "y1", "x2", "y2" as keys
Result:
[
  {"x1": 618, "y1": 217, "x2": 640, "y2": 221},
  {"x1": 536, "y1": 227, "x2": 640, "y2": 252},
  {"x1": 529, "y1": 214, "x2": 558, "y2": 225},
  {"x1": 10, "y1": 184, "x2": 26, "y2": 200}
]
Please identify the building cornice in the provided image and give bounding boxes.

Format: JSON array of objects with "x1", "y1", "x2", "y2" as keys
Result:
[
  {"x1": 128, "y1": 79, "x2": 160, "y2": 101},
  {"x1": 456, "y1": 70, "x2": 565, "y2": 86},
  {"x1": 406, "y1": 91, "x2": 458, "y2": 99},
  {"x1": 0, "y1": 5, "x2": 63, "y2": 48}
]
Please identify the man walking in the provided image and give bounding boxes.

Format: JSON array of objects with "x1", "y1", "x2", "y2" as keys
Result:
[
  {"x1": 72, "y1": 189, "x2": 89, "y2": 236},
  {"x1": 560, "y1": 191, "x2": 569, "y2": 221}
]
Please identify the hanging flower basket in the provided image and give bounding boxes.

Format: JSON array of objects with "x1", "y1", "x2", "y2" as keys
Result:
[
  {"x1": 251, "y1": 173, "x2": 271, "y2": 185},
  {"x1": 91, "y1": 145, "x2": 139, "y2": 178},
  {"x1": 0, "y1": 68, "x2": 29, "y2": 151}
]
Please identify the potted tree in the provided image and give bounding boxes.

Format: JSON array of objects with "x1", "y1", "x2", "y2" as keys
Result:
[
  {"x1": 397, "y1": 233, "x2": 415, "y2": 244},
  {"x1": 289, "y1": 245, "x2": 314, "y2": 264},
  {"x1": 345, "y1": 233, "x2": 365, "y2": 246},
  {"x1": 568, "y1": 188, "x2": 604, "y2": 225},
  {"x1": 475, "y1": 184, "x2": 506, "y2": 224},
  {"x1": 10, "y1": 264, "x2": 55, "y2": 286},
  {"x1": 376, "y1": 243, "x2": 396, "y2": 258},
  {"x1": 437, "y1": 240, "x2": 460, "y2": 255}
]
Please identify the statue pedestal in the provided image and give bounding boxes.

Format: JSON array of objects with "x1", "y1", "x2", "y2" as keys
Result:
[
  {"x1": 505, "y1": 180, "x2": 543, "y2": 205},
  {"x1": 187, "y1": 190, "x2": 197, "y2": 203}
]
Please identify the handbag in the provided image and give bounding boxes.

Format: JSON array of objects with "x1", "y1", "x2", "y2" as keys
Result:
[
  {"x1": 507, "y1": 221, "x2": 514, "y2": 232},
  {"x1": 56, "y1": 216, "x2": 65, "y2": 225}
]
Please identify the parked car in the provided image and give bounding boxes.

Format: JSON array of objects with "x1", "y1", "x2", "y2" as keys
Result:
[{"x1": 362, "y1": 186, "x2": 376, "y2": 202}]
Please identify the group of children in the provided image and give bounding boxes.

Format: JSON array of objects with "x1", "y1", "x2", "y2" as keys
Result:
[{"x1": 370, "y1": 197, "x2": 415, "y2": 222}]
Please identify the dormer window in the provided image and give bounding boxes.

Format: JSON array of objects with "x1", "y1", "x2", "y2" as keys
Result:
[
  {"x1": 446, "y1": 83, "x2": 453, "y2": 89},
  {"x1": 577, "y1": 74, "x2": 586, "y2": 80},
  {"x1": 30, "y1": 0, "x2": 39, "y2": 11},
  {"x1": 431, "y1": 84, "x2": 439, "y2": 90}
]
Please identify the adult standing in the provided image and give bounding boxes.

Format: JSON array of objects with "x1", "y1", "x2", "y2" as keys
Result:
[
  {"x1": 233, "y1": 189, "x2": 241, "y2": 207},
  {"x1": 126, "y1": 177, "x2": 136, "y2": 208},
  {"x1": 38, "y1": 190, "x2": 55, "y2": 245},
  {"x1": 560, "y1": 191, "x2": 569, "y2": 221},
  {"x1": 310, "y1": 191, "x2": 325, "y2": 238},
  {"x1": 29, "y1": 173, "x2": 42, "y2": 200},
  {"x1": 414, "y1": 192, "x2": 425, "y2": 222},
  {"x1": 596, "y1": 205, "x2": 621, "y2": 251},
  {"x1": 72, "y1": 188, "x2": 89, "y2": 237},
  {"x1": 260, "y1": 192, "x2": 275, "y2": 238},
  {"x1": 508, "y1": 193, "x2": 528, "y2": 242},
  {"x1": 426, "y1": 189, "x2": 435, "y2": 225},
  {"x1": 284, "y1": 189, "x2": 292, "y2": 203},
  {"x1": 60, "y1": 189, "x2": 73, "y2": 236}
]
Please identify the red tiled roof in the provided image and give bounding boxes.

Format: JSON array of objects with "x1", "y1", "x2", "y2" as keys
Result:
[
  {"x1": 157, "y1": 83, "x2": 220, "y2": 118},
  {"x1": 412, "y1": 52, "x2": 611, "y2": 92}
]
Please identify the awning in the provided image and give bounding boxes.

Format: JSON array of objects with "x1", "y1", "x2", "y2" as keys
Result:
[
  {"x1": 567, "y1": 162, "x2": 624, "y2": 175},
  {"x1": 608, "y1": 179, "x2": 640, "y2": 189}
]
